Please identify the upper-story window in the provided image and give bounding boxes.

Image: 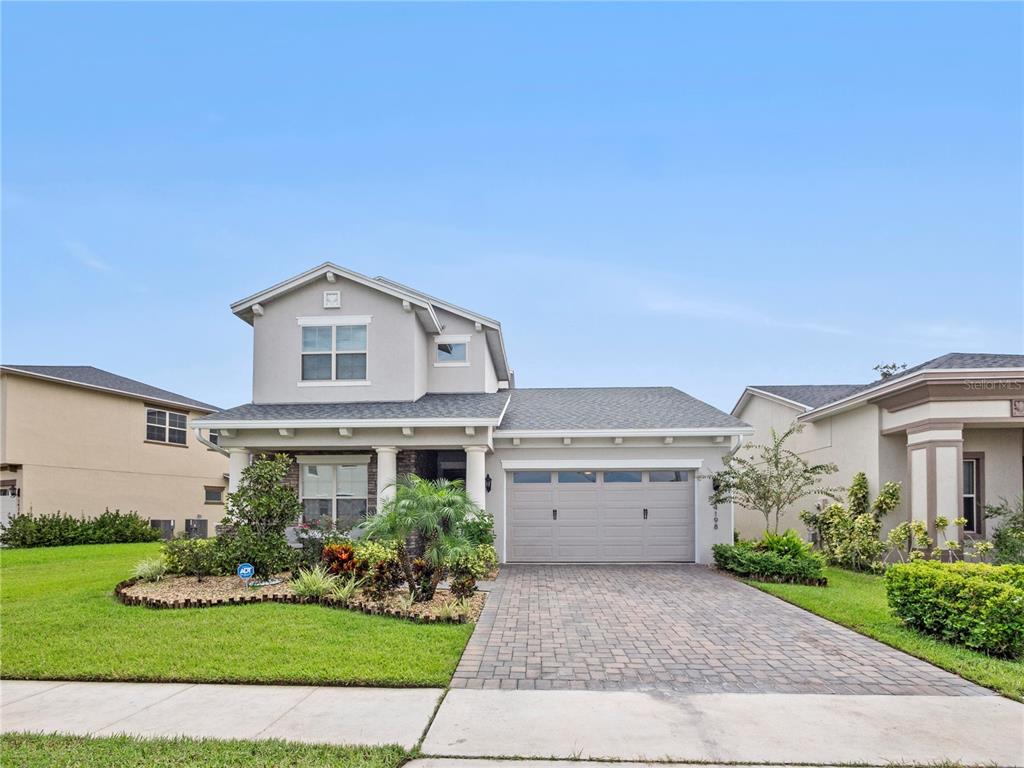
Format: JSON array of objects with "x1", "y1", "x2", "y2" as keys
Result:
[
  {"x1": 146, "y1": 407, "x2": 187, "y2": 445},
  {"x1": 434, "y1": 335, "x2": 470, "y2": 367},
  {"x1": 301, "y1": 324, "x2": 367, "y2": 381}
]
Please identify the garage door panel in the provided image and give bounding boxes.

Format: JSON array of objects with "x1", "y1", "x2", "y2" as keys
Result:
[{"x1": 508, "y1": 469, "x2": 695, "y2": 563}]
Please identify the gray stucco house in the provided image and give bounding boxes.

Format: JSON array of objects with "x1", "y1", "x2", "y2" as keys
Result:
[
  {"x1": 195, "y1": 263, "x2": 752, "y2": 564},
  {"x1": 732, "y1": 353, "x2": 1024, "y2": 543}
]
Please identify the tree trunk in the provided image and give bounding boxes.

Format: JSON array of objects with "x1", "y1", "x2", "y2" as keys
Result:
[{"x1": 396, "y1": 540, "x2": 417, "y2": 598}]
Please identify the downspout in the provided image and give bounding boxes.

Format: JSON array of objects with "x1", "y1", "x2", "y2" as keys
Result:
[
  {"x1": 194, "y1": 427, "x2": 229, "y2": 456},
  {"x1": 727, "y1": 433, "x2": 747, "y2": 457}
]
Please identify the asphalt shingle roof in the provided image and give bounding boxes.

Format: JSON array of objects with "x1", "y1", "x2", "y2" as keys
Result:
[
  {"x1": 749, "y1": 384, "x2": 868, "y2": 409},
  {"x1": 749, "y1": 353, "x2": 1024, "y2": 411},
  {"x1": 2, "y1": 365, "x2": 219, "y2": 412},
  {"x1": 498, "y1": 387, "x2": 748, "y2": 431},
  {"x1": 195, "y1": 392, "x2": 511, "y2": 423}
]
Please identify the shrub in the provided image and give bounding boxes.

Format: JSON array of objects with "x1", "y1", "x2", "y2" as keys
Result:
[
  {"x1": 328, "y1": 574, "x2": 363, "y2": 606},
  {"x1": 291, "y1": 519, "x2": 348, "y2": 571},
  {"x1": 0, "y1": 509, "x2": 161, "y2": 548},
  {"x1": 352, "y1": 539, "x2": 398, "y2": 567},
  {"x1": 447, "y1": 543, "x2": 498, "y2": 580},
  {"x1": 449, "y1": 571, "x2": 477, "y2": 598},
  {"x1": 461, "y1": 512, "x2": 496, "y2": 547},
  {"x1": 322, "y1": 542, "x2": 361, "y2": 576},
  {"x1": 220, "y1": 454, "x2": 303, "y2": 579},
  {"x1": 290, "y1": 564, "x2": 335, "y2": 599},
  {"x1": 987, "y1": 496, "x2": 1024, "y2": 565},
  {"x1": 163, "y1": 535, "x2": 219, "y2": 582},
  {"x1": 365, "y1": 558, "x2": 403, "y2": 603},
  {"x1": 132, "y1": 557, "x2": 167, "y2": 582},
  {"x1": 800, "y1": 475, "x2": 899, "y2": 572},
  {"x1": 885, "y1": 561, "x2": 1024, "y2": 658},
  {"x1": 713, "y1": 531, "x2": 826, "y2": 585}
]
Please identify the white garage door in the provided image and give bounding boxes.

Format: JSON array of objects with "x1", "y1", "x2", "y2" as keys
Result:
[{"x1": 507, "y1": 469, "x2": 695, "y2": 562}]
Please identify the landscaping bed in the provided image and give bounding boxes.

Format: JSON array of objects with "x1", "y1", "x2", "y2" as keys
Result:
[{"x1": 117, "y1": 573, "x2": 485, "y2": 623}]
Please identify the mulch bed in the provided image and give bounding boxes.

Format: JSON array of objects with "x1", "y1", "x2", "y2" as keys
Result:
[{"x1": 115, "y1": 574, "x2": 485, "y2": 623}]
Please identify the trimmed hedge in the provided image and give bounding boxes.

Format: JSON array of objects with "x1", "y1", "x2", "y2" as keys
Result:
[
  {"x1": 0, "y1": 510, "x2": 162, "y2": 548},
  {"x1": 712, "y1": 531, "x2": 827, "y2": 585},
  {"x1": 885, "y1": 561, "x2": 1024, "y2": 658}
]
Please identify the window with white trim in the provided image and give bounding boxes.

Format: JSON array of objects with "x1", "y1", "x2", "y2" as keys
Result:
[
  {"x1": 962, "y1": 459, "x2": 979, "y2": 533},
  {"x1": 301, "y1": 325, "x2": 367, "y2": 381},
  {"x1": 434, "y1": 335, "x2": 470, "y2": 366},
  {"x1": 146, "y1": 408, "x2": 187, "y2": 445},
  {"x1": 300, "y1": 463, "x2": 369, "y2": 531}
]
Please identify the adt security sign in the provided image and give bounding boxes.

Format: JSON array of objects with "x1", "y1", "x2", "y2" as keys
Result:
[{"x1": 237, "y1": 563, "x2": 255, "y2": 582}]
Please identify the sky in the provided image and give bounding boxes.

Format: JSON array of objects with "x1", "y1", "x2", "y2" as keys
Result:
[{"x1": 2, "y1": 2, "x2": 1022, "y2": 413}]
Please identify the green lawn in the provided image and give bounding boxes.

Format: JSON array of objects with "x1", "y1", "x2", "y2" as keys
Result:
[
  {"x1": 0, "y1": 733, "x2": 408, "y2": 768},
  {"x1": 0, "y1": 543, "x2": 472, "y2": 686},
  {"x1": 750, "y1": 566, "x2": 1024, "y2": 702}
]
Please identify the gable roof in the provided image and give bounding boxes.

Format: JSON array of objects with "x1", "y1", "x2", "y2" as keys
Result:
[
  {"x1": 229, "y1": 262, "x2": 511, "y2": 382},
  {"x1": 1, "y1": 365, "x2": 219, "y2": 412},
  {"x1": 193, "y1": 392, "x2": 511, "y2": 428},
  {"x1": 744, "y1": 384, "x2": 867, "y2": 410},
  {"x1": 735, "y1": 352, "x2": 1024, "y2": 419},
  {"x1": 497, "y1": 387, "x2": 751, "y2": 434}
]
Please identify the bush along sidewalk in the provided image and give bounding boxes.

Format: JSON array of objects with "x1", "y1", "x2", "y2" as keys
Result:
[
  {"x1": 885, "y1": 560, "x2": 1024, "y2": 658},
  {"x1": 0, "y1": 509, "x2": 161, "y2": 548},
  {"x1": 712, "y1": 530, "x2": 827, "y2": 585}
]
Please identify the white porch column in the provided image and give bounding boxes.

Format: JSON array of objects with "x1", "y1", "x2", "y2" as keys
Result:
[
  {"x1": 227, "y1": 448, "x2": 250, "y2": 493},
  {"x1": 907, "y1": 424, "x2": 963, "y2": 546},
  {"x1": 464, "y1": 445, "x2": 488, "y2": 511},
  {"x1": 374, "y1": 446, "x2": 398, "y2": 511}
]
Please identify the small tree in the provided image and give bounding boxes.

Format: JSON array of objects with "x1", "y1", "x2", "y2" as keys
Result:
[
  {"x1": 220, "y1": 453, "x2": 302, "y2": 580},
  {"x1": 873, "y1": 362, "x2": 907, "y2": 379},
  {"x1": 360, "y1": 474, "x2": 476, "y2": 602},
  {"x1": 709, "y1": 424, "x2": 840, "y2": 534}
]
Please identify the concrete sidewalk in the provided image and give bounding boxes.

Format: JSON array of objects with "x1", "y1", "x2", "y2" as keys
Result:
[
  {"x1": 3, "y1": 680, "x2": 1022, "y2": 766},
  {"x1": 0, "y1": 680, "x2": 441, "y2": 749},
  {"x1": 423, "y1": 689, "x2": 1024, "y2": 766}
]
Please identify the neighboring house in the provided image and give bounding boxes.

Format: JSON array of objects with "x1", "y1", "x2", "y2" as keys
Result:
[
  {"x1": 731, "y1": 353, "x2": 1024, "y2": 544},
  {"x1": 0, "y1": 365, "x2": 228, "y2": 537},
  {"x1": 194, "y1": 263, "x2": 753, "y2": 564}
]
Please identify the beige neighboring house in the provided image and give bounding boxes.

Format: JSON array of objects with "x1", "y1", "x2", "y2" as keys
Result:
[
  {"x1": 731, "y1": 353, "x2": 1024, "y2": 546},
  {"x1": 0, "y1": 365, "x2": 228, "y2": 537}
]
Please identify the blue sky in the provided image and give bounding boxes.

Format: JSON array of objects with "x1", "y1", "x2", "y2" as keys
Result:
[{"x1": 3, "y1": 2, "x2": 1021, "y2": 412}]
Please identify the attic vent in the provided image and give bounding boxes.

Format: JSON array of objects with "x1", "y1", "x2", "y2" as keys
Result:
[{"x1": 323, "y1": 291, "x2": 341, "y2": 309}]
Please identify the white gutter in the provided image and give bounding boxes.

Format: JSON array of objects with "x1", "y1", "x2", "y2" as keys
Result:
[
  {"x1": 494, "y1": 427, "x2": 754, "y2": 439},
  {"x1": 194, "y1": 427, "x2": 228, "y2": 456}
]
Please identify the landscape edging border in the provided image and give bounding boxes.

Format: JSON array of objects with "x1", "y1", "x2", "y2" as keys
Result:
[{"x1": 113, "y1": 578, "x2": 474, "y2": 624}]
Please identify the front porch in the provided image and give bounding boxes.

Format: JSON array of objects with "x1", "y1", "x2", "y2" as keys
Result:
[{"x1": 224, "y1": 441, "x2": 490, "y2": 531}]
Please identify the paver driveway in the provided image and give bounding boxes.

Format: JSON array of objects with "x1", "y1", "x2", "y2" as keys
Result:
[{"x1": 452, "y1": 565, "x2": 988, "y2": 695}]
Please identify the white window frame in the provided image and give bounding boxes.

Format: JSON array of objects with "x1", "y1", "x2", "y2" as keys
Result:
[
  {"x1": 146, "y1": 407, "x2": 188, "y2": 446},
  {"x1": 297, "y1": 316, "x2": 372, "y2": 386},
  {"x1": 434, "y1": 334, "x2": 471, "y2": 368},
  {"x1": 962, "y1": 458, "x2": 979, "y2": 534},
  {"x1": 298, "y1": 455, "x2": 371, "y2": 527}
]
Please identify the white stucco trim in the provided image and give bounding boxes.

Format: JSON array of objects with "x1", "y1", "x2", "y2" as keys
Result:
[
  {"x1": 501, "y1": 458, "x2": 704, "y2": 470},
  {"x1": 296, "y1": 380, "x2": 372, "y2": 387},
  {"x1": 296, "y1": 315, "x2": 373, "y2": 326},
  {"x1": 800, "y1": 367, "x2": 1024, "y2": 422},
  {"x1": 296, "y1": 454, "x2": 371, "y2": 465},
  {"x1": 193, "y1": 417, "x2": 504, "y2": 430},
  {"x1": 731, "y1": 387, "x2": 811, "y2": 416},
  {"x1": 495, "y1": 427, "x2": 753, "y2": 439}
]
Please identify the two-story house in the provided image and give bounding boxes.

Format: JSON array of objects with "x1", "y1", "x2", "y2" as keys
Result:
[
  {"x1": 0, "y1": 365, "x2": 228, "y2": 536},
  {"x1": 194, "y1": 263, "x2": 753, "y2": 564}
]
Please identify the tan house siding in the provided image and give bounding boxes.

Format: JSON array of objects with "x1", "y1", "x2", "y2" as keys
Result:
[
  {"x1": 0, "y1": 372, "x2": 227, "y2": 535},
  {"x1": 963, "y1": 428, "x2": 1024, "y2": 527}
]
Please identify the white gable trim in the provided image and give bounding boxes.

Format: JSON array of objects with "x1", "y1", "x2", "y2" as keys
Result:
[
  {"x1": 231, "y1": 263, "x2": 441, "y2": 331},
  {"x1": 732, "y1": 387, "x2": 811, "y2": 416}
]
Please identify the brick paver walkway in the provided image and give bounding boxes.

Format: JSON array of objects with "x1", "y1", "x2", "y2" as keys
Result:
[{"x1": 453, "y1": 565, "x2": 988, "y2": 695}]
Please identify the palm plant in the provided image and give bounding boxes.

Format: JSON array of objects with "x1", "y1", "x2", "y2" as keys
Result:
[{"x1": 360, "y1": 474, "x2": 477, "y2": 602}]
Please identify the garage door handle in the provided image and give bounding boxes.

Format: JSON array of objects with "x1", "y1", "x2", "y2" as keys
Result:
[
  {"x1": 643, "y1": 508, "x2": 648, "y2": 520},
  {"x1": 552, "y1": 509, "x2": 557, "y2": 520}
]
